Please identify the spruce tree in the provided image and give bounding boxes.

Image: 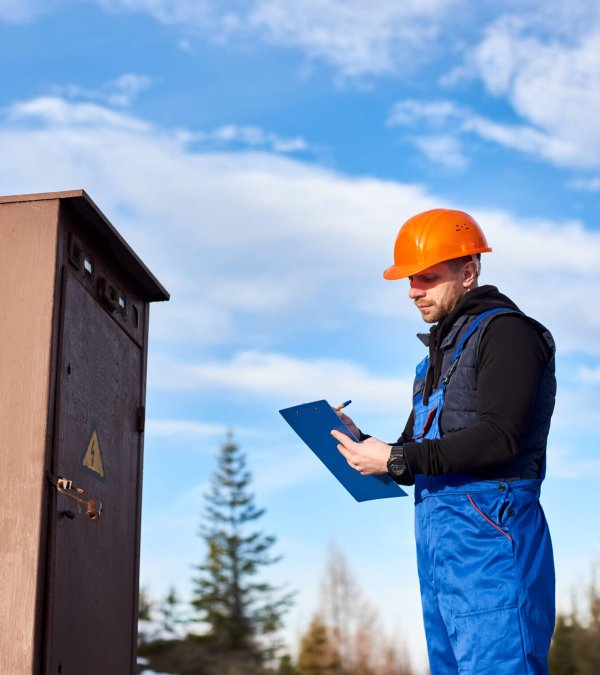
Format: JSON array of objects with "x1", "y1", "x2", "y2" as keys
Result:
[
  {"x1": 138, "y1": 585, "x2": 153, "y2": 621},
  {"x1": 548, "y1": 612, "x2": 578, "y2": 675},
  {"x1": 192, "y1": 435, "x2": 293, "y2": 655},
  {"x1": 158, "y1": 586, "x2": 186, "y2": 635},
  {"x1": 298, "y1": 616, "x2": 341, "y2": 675}
]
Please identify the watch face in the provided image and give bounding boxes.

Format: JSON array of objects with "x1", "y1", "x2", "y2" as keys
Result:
[
  {"x1": 387, "y1": 445, "x2": 405, "y2": 477},
  {"x1": 389, "y1": 461, "x2": 406, "y2": 476}
]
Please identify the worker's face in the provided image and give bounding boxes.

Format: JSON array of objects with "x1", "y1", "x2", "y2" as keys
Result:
[{"x1": 408, "y1": 261, "x2": 467, "y2": 324}]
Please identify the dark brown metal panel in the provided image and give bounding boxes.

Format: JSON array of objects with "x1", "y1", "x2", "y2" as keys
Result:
[
  {"x1": 45, "y1": 269, "x2": 143, "y2": 675},
  {"x1": 58, "y1": 205, "x2": 148, "y2": 349}
]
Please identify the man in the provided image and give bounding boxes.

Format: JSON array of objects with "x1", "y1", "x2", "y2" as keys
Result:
[{"x1": 331, "y1": 208, "x2": 556, "y2": 675}]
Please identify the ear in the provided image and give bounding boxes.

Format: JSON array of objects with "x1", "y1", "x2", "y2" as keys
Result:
[{"x1": 462, "y1": 260, "x2": 479, "y2": 288}]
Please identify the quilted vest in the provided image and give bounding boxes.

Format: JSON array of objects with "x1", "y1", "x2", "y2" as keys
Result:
[{"x1": 413, "y1": 310, "x2": 556, "y2": 479}]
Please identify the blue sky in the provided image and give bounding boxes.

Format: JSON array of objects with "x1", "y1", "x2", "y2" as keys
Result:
[{"x1": 2, "y1": 1, "x2": 600, "y2": 669}]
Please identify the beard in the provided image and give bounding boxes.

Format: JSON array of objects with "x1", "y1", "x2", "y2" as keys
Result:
[
  {"x1": 419, "y1": 304, "x2": 449, "y2": 324},
  {"x1": 416, "y1": 283, "x2": 464, "y2": 324}
]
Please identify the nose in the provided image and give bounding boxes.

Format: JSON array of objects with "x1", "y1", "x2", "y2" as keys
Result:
[{"x1": 408, "y1": 279, "x2": 425, "y2": 300}]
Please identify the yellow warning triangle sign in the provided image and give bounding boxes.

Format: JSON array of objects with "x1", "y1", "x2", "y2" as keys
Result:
[{"x1": 82, "y1": 430, "x2": 105, "y2": 478}]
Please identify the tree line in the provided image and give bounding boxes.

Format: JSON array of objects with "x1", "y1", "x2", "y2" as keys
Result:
[
  {"x1": 548, "y1": 570, "x2": 600, "y2": 674},
  {"x1": 137, "y1": 435, "x2": 598, "y2": 674}
]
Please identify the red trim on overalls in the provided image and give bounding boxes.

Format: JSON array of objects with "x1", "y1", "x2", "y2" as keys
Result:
[{"x1": 467, "y1": 493, "x2": 513, "y2": 541}]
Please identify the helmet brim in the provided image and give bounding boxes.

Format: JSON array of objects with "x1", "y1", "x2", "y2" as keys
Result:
[
  {"x1": 383, "y1": 247, "x2": 492, "y2": 280},
  {"x1": 383, "y1": 262, "x2": 428, "y2": 280}
]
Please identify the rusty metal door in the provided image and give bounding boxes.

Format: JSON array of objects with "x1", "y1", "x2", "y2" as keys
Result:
[{"x1": 44, "y1": 269, "x2": 143, "y2": 675}]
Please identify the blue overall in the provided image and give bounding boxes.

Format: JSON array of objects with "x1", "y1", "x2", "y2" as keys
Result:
[{"x1": 413, "y1": 309, "x2": 555, "y2": 674}]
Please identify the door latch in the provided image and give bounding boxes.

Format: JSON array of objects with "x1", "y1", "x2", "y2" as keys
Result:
[{"x1": 47, "y1": 472, "x2": 102, "y2": 522}]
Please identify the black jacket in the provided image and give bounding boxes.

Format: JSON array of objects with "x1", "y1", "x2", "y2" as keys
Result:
[{"x1": 397, "y1": 285, "x2": 554, "y2": 482}]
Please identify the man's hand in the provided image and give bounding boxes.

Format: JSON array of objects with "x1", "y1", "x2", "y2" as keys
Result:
[
  {"x1": 331, "y1": 430, "x2": 391, "y2": 475},
  {"x1": 335, "y1": 411, "x2": 360, "y2": 439}
]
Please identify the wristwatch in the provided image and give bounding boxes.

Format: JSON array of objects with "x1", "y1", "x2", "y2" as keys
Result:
[{"x1": 387, "y1": 444, "x2": 408, "y2": 480}]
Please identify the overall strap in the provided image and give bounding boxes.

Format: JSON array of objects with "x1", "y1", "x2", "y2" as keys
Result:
[{"x1": 441, "y1": 308, "x2": 515, "y2": 386}]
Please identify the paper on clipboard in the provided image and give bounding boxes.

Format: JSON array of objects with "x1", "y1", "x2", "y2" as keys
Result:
[{"x1": 279, "y1": 400, "x2": 407, "y2": 502}]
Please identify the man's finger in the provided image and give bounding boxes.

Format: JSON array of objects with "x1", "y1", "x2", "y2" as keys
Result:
[
  {"x1": 336, "y1": 443, "x2": 359, "y2": 471},
  {"x1": 331, "y1": 431, "x2": 354, "y2": 460},
  {"x1": 331, "y1": 429, "x2": 355, "y2": 447},
  {"x1": 335, "y1": 441, "x2": 351, "y2": 460}
]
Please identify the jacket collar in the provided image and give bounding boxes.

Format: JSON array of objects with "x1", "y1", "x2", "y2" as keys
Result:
[{"x1": 416, "y1": 314, "x2": 471, "y2": 349}]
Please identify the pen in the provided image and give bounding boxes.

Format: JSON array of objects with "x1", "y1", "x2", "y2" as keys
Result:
[{"x1": 334, "y1": 400, "x2": 352, "y2": 412}]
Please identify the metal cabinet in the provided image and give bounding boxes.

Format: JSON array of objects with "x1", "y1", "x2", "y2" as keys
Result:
[{"x1": 0, "y1": 190, "x2": 169, "y2": 674}]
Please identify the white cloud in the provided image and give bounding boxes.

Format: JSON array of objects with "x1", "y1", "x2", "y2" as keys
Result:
[
  {"x1": 388, "y1": 99, "x2": 471, "y2": 167},
  {"x1": 388, "y1": 100, "x2": 465, "y2": 127},
  {"x1": 411, "y1": 134, "x2": 467, "y2": 169},
  {"x1": 2, "y1": 93, "x2": 600, "y2": 366},
  {"x1": 389, "y1": 86, "x2": 600, "y2": 170},
  {"x1": 146, "y1": 418, "x2": 273, "y2": 444},
  {"x1": 0, "y1": 0, "x2": 32, "y2": 21},
  {"x1": 473, "y1": 211, "x2": 600, "y2": 356},
  {"x1": 0, "y1": 94, "x2": 436, "y2": 351},
  {"x1": 146, "y1": 419, "x2": 233, "y2": 442},
  {"x1": 94, "y1": 1, "x2": 597, "y2": 92},
  {"x1": 0, "y1": 0, "x2": 58, "y2": 22},
  {"x1": 5, "y1": 0, "x2": 600, "y2": 104},
  {"x1": 380, "y1": 5, "x2": 600, "y2": 170},
  {"x1": 185, "y1": 124, "x2": 310, "y2": 154},
  {"x1": 52, "y1": 73, "x2": 154, "y2": 107},
  {"x1": 568, "y1": 177, "x2": 600, "y2": 192},
  {"x1": 149, "y1": 351, "x2": 413, "y2": 412},
  {"x1": 465, "y1": 14, "x2": 600, "y2": 169},
  {"x1": 98, "y1": 0, "x2": 462, "y2": 77},
  {"x1": 462, "y1": 116, "x2": 575, "y2": 164},
  {"x1": 247, "y1": 0, "x2": 460, "y2": 78},
  {"x1": 7, "y1": 96, "x2": 151, "y2": 131}
]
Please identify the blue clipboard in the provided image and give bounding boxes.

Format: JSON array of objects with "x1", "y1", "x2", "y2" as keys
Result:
[{"x1": 279, "y1": 400, "x2": 407, "y2": 502}]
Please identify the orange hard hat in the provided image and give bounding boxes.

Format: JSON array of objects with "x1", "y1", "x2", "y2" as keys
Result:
[{"x1": 383, "y1": 208, "x2": 492, "y2": 280}]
